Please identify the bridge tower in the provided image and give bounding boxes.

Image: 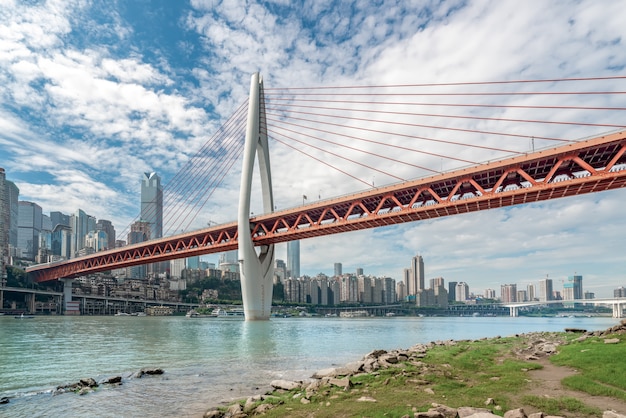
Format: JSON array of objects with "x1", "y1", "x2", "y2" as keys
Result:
[{"x1": 238, "y1": 73, "x2": 275, "y2": 320}]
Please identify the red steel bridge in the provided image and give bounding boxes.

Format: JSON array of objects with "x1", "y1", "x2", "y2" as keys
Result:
[{"x1": 26, "y1": 75, "x2": 626, "y2": 283}]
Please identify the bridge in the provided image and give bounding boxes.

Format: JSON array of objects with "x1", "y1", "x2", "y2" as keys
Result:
[
  {"x1": 26, "y1": 74, "x2": 626, "y2": 320},
  {"x1": 503, "y1": 298, "x2": 626, "y2": 318}
]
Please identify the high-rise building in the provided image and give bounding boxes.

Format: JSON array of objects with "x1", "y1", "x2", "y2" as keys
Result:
[
  {"x1": 141, "y1": 172, "x2": 163, "y2": 239},
  {"x1": 274, "y1": 259, "x2": 286, "y2": 284},
  {"x1": 170, "y1": 258, "x2": 186, "y2": 279},
  {"x1": 563, "y1": 275, "x2": 583, "y2": 301},
  {"x1": 527, "y1": 284, "x2": 536, "y2": 301},
  {"x1": 219, "y1": 250, "x2": 239, "y2": 273},
  {"x1": 17, "y1": 201, "x2": 43, "y2": 260},
  {"x1": 5, "y1": 179, "x2": 19, "y2": 249},
  {"x1": 51, "y1": 224, "x2": 73, "y2": 259},
  {"x1": 0, "y1": 168, "x2": 8, "y2": 279},
  {"x1": 334, "y1": 262, "x2": 342, "y2": 277},
  {"x1": 484, "y1": 288, "x2": 496, "y2": 299},
  {"x1": 287, "y1": 240, "x2": 300, "y2": 278},
  {"x1": 70, "y1": 209, "x2": 95, "y2": 258},
  {"x1": 614, "y1": 286, "x2": 626, "y2": 298},
  {"x1": 500, "y1": 284, "x2": 517, "y2": 303},
  {"x1": 403, "y1": 268, "x2": 412, "y2": 296},
  {"x1": 95, "y1": 219, "x2": 116, "y2": 250},
  {"x1": 127, "y1": 220, "x2": 151, "y2": 279},
  {"x1": 410, "y1": 255, "x2": 425, "y2": 294},
  {"x1": 50, "y1": 211, "x2": 70, "y2": 229},
  {"x1": 538, "y1": 277, "x2": 553, "y2": 302},
  {"x1": 455, "y1": 282, "x2": 469, "y2": 302},
  {"x1": 448, "y1": 281, "x2": 457, "y2": 302},
  {"x1": 396, "y1": 280, "x2": 406, "y2": 302},
  {"x1": 356, "y1": 267, "x2": 364, "y2": 276},
  {"x1": 430, "y1": 277, "x2": 445, "y2": 290},
  {"x1": 383, "y1": 277, "x2": 396, "y2": 304}
]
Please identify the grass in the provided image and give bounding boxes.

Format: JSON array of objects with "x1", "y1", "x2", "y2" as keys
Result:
[
  {"x1": 216, "y1": 331, "x2": 626, "y2": 417},
  {"x1": 550, "y1": 333, "x2": 626, "y2": 401}
]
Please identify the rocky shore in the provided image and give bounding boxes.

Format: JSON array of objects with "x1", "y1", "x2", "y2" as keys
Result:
[{"x1": 204, "y1": 321, "x2": 626, "y2": 418}]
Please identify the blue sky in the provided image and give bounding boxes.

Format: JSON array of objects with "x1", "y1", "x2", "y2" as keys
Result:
[{"x1": 1, "y1": 0, "x2": 626, "y2": 297}]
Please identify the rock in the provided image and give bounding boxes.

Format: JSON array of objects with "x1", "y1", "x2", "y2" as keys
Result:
[
  {"x1": 270, "y1": 379, "x2": 302, "y2": 391},
  {"x1": 0, "y1": 397, "x2": 9, "y2": 404},
  {"x1": 527, "y1": 413, "x2": 544, "y2": 418},
  {"x1": 77, "y1": 387, "x2": 93, "y2": 396},
  {"x1": 142, "y1": 368, "x2": 164, "y2": 375},
  {"x1": 457, "y1": 407, "x2": 494, "y2": 417},
  {"x1": 415, "y1": 411, "x2": 444, "y2": 418},
  {"x1": 379, "y1": 354, "x2": 399, "y2": 365},
  {"x1": 305, "y1": 379, "x2": 323, "y2": 396},
  {"x1": 300, "y1": 398, "x2": 310, "y2": 404},
  {"x1": 344, "y1": 361, "x2": 364, "y2": 374},
  {"x1": 329, "y1": 377, "x2": 352, "y2": 390},
  {"x1": 203, "y1": 408, "x2": 223, "y2": 418},
  {"x1": 254, "y1": 403, "x2": 274, "y2": 414},
  {"x1": 464, "y1": 413, "x2": 499, "y2": 418},
  {"x1": 604, "y1": 338, "x2": 620, "y2": 344},
  {"x1": 603, "y1": 411, "x2": 626, "y2": 418},
  {"x1": 485, "y1": 398, "x2": 495, "y2": 405},
  {"x1": 312, "y1": 367, "x2": 350, "y2": 378},
  {"x1": 79, "y1": 378, "x2": 98, "y2": 388},
  {"x1": 224, "y1": 403, "x2": 243, "y2": 417},
  {"x1": 424, "y1": 387, "x2": 435, "y2": 395},
  {"x1": 564, "y1": 328, "x2": 586, "y2": 333},
  {"x1": 102, "y1": 376, "x2": 122, "y2": 385},
  {"x1": 356, "y1": 396, "x2": 377, "y2": 402},
  {"x1": 365, "y1": 349, "x2": 387, "y2": 359},
  {"x1": 504, "y1": 408, "x2": 527, "y2": 418},
  {"x1": 429, "y1": 403, "x2": 457, "y2": 418}
]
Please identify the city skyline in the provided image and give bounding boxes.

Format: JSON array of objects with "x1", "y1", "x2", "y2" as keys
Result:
[{"x1": 1, "y1": 2, "x2": 625, "y2": 296}]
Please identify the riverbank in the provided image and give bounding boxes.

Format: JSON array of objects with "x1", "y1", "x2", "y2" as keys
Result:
[{"x1": 206, "y1": 321, "x2": 626, "y2": 417}]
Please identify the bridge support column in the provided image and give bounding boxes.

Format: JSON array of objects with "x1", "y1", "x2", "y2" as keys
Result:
[
  {"x1": 509, "y1": 306, "x2": 519, "y2": 317},
  {"x1": 61, "y1": 278, "x2": 74, "y2": 315},
  {"x1": 238, "y1": 73, "x2": 275, "y2": 321},
  {"x1": 613, "y1": 303, "x2": 624, "y2": 318}
]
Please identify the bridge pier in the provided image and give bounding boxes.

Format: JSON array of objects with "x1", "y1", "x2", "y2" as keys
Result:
[
  {"x1": 61, "y1": 278, "x2": 74, "y2": 315},
  {"x1": 509, "y1": 306, "x2": 519, "y2": 317},
  {"x1": 238, "y1": 72, "x2": 275, "y2": 321},
  {"x1": 613, "y1": 303, "x2": 624, "y2": 318}
]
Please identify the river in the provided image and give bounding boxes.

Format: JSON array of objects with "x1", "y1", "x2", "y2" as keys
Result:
[{"x1": 0, "y1": 314, "x2": 619, "y2": 417}]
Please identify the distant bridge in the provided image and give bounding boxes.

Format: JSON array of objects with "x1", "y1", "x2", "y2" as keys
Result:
[{"x1": 502, "y1": 298, "x2": 626, "y2": 318}]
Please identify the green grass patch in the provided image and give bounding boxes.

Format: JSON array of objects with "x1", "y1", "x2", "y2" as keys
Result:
[
  {"x1": 550, "y1": 333, "x2": 626, "y2": 401},
  {"x1": 521, "y1": 395, "x2": 602, "y2": 417}
]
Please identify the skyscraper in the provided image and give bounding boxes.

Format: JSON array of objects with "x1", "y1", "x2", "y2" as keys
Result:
[
  {"x1": 410, "y1": 254, "x2": 425, "y2": 295},
  {"x1": 538, "y1": 277, "x2": 553, "y2": 302},
  {"x1": 17, "y1": 201, "x2": 43, "y2": 260},
  {"x1": 140, "y1": 172, "x2": 163, "y2": 239},
  {"x1": 500, "y1": 284, "x2": 517, "y2": 303},
  {"x1": 96, "y1": 219, "x2": 116, "y2": 250},
  {"x1": 0, "y1": 168, "x2": 8, "y2": 280},
  {"x1": 287, "y1": 240, "x2": 300, "y2": 278},
  {"x1": 563, "y1": 275, "x2": 583, "y2": 301},
  {"x1": 70, "y1": 209, "x2": 95, "y2": 258},
  {"x1": 334, "y1": 262, "x2": 342, "y2": 277},
  {"x1": 448, "y1": 281, "x2": 458, "y2": 302}
]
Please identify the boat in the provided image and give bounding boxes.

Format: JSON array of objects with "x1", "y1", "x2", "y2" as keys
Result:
[
  {"x1": 14, "y1": 313, "x2": 35, "y2": 319},
  {"x1": 211, "y1": 308, "x2": 245, "y2": 319}
]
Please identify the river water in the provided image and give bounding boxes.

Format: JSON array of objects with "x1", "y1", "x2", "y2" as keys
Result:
[{"x1": 0, "y1": 315, "x2": 620, "y2": 417}]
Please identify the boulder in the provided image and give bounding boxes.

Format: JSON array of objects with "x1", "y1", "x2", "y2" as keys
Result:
[
  {"x1": 457, "y1": 407, "x2": 494, "y2": 417},
  {"x1": 356, "y1": 396, "x2": 377, "y2": 402},
  {"x1": 504, "y1": 408, "x2": 527, "y2": 418},
  {"x1": 603, "y1": 411, "x2": 626, "y2": 418},
  {"x1": 0, "y1": 397, "x2": 9, "y2": 404},
  {"x1": 79, "y1": 378, "x2": 98, "y2": 388},
  {"x1": 203, "y1": 407, "x2": 223, "y2": 418},
  {"x1": 312, "y1": 367, "x2": 350, "y2": 379},
  {"x1": 429, "y1": 403, "x2": 457, "y2": 418},
  {"x1": 415, "y1": 411, "x2": 444, "y2": 418},
  {"x1": 270, "y1": 379, "x2": 302, "y2": 391},
  {"x1": 527, "y1": 413, "x2": 544, "y2": 418},
  {"x1": 604, "y1": 338, "x2": 620, "y2": 344},
  {"x1": 329, "y1": 377, "x2": 352, "y2": 390},
  {"x1": 102, "y1": 376, "x2": 122, "y2": 385},
  {"x1": 142, "y1": 368, "x2": 164, "y2": 375},
  {"x1": 254, "y1": 403, "x2": 274, "y2": 414}
]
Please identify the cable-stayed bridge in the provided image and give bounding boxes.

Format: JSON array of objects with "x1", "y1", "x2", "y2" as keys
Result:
[{"x1": 26, "y1": 74, "x2": 626, "y2": 319}]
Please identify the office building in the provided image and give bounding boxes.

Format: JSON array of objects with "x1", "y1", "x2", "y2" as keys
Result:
[
  {"x1": 140, "y1": 172, "x2": 163, "y2": 239},
  {"x1": 127, "y1": 221, "x2": 151, "y2": 279},
  {"x1": 70, "y1": 209, "x2": 95, "y2": 258},
  {"x1": 95, "y1": 219, "x2": 116, "y2": 250},
  {"x1": 484, "y1": 288, "x2": 496, "y2": 299},
  {"x1": 0, "y1": 168, "x2": 8, "y2": 276},
  {"x1": 500, "y1": 284, "x2": 517, "y2": 303},
  {"x1": 615, "y1": 286, "x2": 626, "y2": 298},
  {"x1": 455, "y1": 282, "x2": 469, "y2": 302},
  {"x1": 563, "y1": 275, "x2": 583, "y2": 301},
  {"x1": 17, "y1": 201, "x2": 43, "y2": 260},
  {"x1": 219, "y1": 250, "x2": 239, "y2": 273},
  {"x1": 334, "y1": 262, "x2": 342, "y2": 277},
  {"x1": 448, "y1": 281, "x2": 457, "y2": 302},
  {"x1": 287, "y1": 240, "x2": 300, "y2": 278},
  {"x1": 527, "y1": 284, "x2": 536, "y2": 301},
  {"x1": 409, "y1": 254, "x2": 425, "y2": 295},
  {"x1": 538, "y1": 277, "x2": 553, "y2": 302}
]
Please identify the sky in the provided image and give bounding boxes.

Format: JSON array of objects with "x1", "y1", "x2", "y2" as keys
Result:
[{"x1": 1, "y1": 0, "x2": 626, "y2": 297}]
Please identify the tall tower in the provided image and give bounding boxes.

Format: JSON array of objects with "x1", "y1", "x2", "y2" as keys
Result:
[
  {"x1": 410, "y1": 254, "x2": 425, "y2": 294},
  {"x1": 287, "y1": 240, "x2": 300, "y2": 278},
  {"x1": 95, "y1": 219, "x2": 116, "y2": 250},
  {"x1": 538, "y1": 277, "x2": 553, "y2": 302},
  {"x1": 334, "y1": 262, "x2": 342, "y2": 277},
  {"x1": 17, "y1": 201, "x2": 43, "y2": 260},
  {"x1": 141, "y1": 172, "x2": 163, "y2": 239},
  {"x1": 0, "y1": 168, "x2": 8, "y2": 283}
]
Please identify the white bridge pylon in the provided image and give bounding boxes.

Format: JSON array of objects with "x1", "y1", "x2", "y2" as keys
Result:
[{"x1": 238, "y1": 73, "x2": 275, "y2": 321}]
